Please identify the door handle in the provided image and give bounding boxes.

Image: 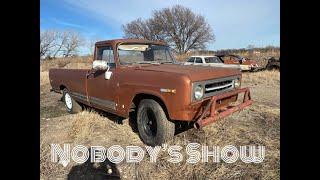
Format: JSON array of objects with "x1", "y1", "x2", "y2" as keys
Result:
[{"x1": 86, "y1": 69, "x2": 97, "y2": 79}]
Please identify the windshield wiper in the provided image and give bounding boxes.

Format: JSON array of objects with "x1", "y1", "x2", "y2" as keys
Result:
[
  {"x1": 137, "y1": 61, "x2": 160, "y2": 65},
  {"x1": 159, "y1": 61, "x2": 173, "y2": 64}
]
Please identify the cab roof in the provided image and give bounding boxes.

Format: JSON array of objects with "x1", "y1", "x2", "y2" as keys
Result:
[{"x1": 95, "y1": 38, "x2": 167, "y2": 46}]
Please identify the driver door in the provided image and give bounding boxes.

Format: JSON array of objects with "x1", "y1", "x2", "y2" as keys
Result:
[{"x1": 87, "y1": 45, "x2": 118, "y2": 112}]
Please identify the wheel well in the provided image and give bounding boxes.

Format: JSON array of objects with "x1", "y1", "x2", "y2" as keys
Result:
[
  {"x1": 131, "y1": 93, "x2": 169, "y2": 119},
  {"x1": 59, "y1": 85, "x2": 66, "y2": 91}
]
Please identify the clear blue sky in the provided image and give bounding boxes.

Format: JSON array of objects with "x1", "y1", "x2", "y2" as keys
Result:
[{"x1": 41, "y1": 0, "x2": 279, "y2": 51}]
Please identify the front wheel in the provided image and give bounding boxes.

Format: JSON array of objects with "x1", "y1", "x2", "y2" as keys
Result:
[
  {"x1": 62, "y1": 89, "x2": 82, "y2": 114},
  {"x1": 137, "y1": 99, "x2": 175, "y2": 146}
]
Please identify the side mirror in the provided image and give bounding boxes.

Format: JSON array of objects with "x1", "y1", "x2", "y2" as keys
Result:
[
  {"x1": 92, "y1": 60, "x2": 108, "y2": 70},
  {"x1": 105, "y1": 71, "x2": 112, "y2": 80},
  {"x1": 92, "y1": 60, "x2": 112, "y2": 80}
]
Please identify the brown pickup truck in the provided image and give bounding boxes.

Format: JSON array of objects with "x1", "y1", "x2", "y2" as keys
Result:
[{"x1": 49, "y1": 39, "x2": 253, "y2": 146}]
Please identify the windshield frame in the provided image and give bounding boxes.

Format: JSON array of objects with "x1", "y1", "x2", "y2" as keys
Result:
[{"x1": 117, "y1": 43, "x2": 176, "y2": 66}]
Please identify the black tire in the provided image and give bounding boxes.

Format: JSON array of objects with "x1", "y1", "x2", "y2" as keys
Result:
[
  {"x1": 137, "y1": 99, "x2": 175, "y2": 146},
  {"x1": 267, "y1": 65, "x2": 279, "y2": 71},
  {"x1": 62, "y1": 89, "x2": 82, "y2": 114}
]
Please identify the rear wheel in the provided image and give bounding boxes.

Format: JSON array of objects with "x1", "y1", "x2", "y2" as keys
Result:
[
  {"x1": 62, "y1": 89, "x2": 82, "y2": 113},
  {"x1": 267, "y1": 65, "x2": 279, "y2": 71},
  {"x1": 137, "y1": 99, "x2": 175, "y2": 146}
]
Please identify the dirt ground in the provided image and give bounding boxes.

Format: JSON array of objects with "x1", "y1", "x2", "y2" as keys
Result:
[{"x1": 40, "y1": 60, "x2": 280, "y2": 180}]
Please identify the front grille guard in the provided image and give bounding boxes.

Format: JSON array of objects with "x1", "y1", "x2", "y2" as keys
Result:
[{"x1": 194, "y1": 87, "x2": 253, "y2": 129}]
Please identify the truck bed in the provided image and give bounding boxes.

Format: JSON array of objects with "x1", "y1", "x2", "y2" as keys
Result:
[{"x1": 49, "y1": 68, "x2": 89, "y2": 96}]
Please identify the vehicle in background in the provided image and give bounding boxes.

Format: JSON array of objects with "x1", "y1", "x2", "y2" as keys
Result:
[
  {"x1": 184, "y1": 55, "x2": 241, "y2": 70},
  {"x1": 265, "y1": 57, "x2": 280, "y2": 70},
  {"x1": 216, "y1": 54, "x2": 259, "y2": 71}
]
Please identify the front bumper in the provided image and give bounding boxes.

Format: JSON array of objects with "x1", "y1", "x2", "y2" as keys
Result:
[
  {"x1": 194, "y1": 87, "x2": 253, "y2": 129},
  {"x1": 240, "y1": 64, "x2": 259, "y2": 71}
]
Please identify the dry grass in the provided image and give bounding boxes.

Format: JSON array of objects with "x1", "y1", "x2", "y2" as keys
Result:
[
  {"x1": 40, "y1": 57, "x2": 280, "y2": 179},
  {"x1": 242, "y1": 70, "x2": 280, "y2": 85},
  {"x1": 40, "y1": 56, "x2": 92, "y2": 72},
  {"x1": 40, "y1": 140, "x2": 55, "y2": 179},
  {"x1": 68, "y1": 111, "x2": 105, "y2": 142},
  {"x1": 40, "y1": 110, "x2": 143, "y2": 179},
  {"x1": 68, "y1": 111, "x2": 141, "y2": 145},
  {"x1": 40, "y1": 71, "x2": 49, "y2": 87}
]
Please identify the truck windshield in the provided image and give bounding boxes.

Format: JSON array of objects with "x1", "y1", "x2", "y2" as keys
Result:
[{"x1": 118, "y1": 44, "x2": 175, "y2": 65}]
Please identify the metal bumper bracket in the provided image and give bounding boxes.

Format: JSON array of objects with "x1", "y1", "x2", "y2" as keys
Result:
[{"x1": 194, "y1": 87, "x2": 253, "y2": 129}]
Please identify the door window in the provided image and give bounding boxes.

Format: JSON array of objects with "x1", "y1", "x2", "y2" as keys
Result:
[
  {"x1": 205, "y1": 57, "x2": 222, "y2": 63},
  {"x1": 195, "y1": 57, "x2": 203, "y2": 63},
  {"x1": 187, "y1": 57, "x2": 195, "y2": 63},
  {"x1": 97, "y1": 46, "x2": 115, "y2": 67}
]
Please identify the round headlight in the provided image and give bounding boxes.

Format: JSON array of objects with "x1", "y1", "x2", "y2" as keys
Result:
[
  {"x1": 194, "y1": 85, "x2": 204, "y2": 100},
  {"x1": 234, "y1": 78, "x2": 241, "y2": 88}
]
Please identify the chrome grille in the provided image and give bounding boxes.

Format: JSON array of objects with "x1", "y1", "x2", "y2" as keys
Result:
[
  {"x1": 191, "y1": 76, "x2": 239, "y2": 102},
  {"x1": 205, "y1": 80, "x2": 233, "y2": 93}
]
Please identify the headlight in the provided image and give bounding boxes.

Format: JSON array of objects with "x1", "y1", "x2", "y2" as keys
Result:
[
  {"x1": 234, "y1": 78, "x2": 241, "y2": 88},
  {"x1": 194, "y1": 85, "x2": 204, "y2": 100}
]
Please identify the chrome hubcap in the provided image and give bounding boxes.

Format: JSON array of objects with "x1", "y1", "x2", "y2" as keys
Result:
[{"x1": 65, "y1": 93, "x2": 72, "y2": 109}]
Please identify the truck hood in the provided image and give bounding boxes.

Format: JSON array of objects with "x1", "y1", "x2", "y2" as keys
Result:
[{"x1": 134, "y1": 64, "x2": 241, "y2": 82}]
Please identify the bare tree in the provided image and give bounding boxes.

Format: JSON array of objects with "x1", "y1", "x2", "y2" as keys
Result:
[
  {"x1": 40, "y1": 29, "x2": 84, "y2": 59},
  {"x1": 51, "y1": 31, "x2": 68, "y2": 58},
  {"x1": 40, "y1": 30, "x2": 57, "y2": 59},
  {"x1": 62, "y1": 30, "x2": 83, "y2": 57},
  {"x1": 85, "y1": 37, "x2": 102, "y2": 56},
  {"x1": 122, "y1": 18, "x2": 167, "y2": 41},
  {"x1": 122, "y1": 5, "x2": 215, "y2": 54}
]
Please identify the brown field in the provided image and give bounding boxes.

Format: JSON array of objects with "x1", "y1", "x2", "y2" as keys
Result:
[{"x1": 40, "y1": 58, "x2": 280, "y2": 179}]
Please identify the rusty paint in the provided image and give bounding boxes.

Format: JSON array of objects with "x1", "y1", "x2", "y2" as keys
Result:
[{"x1": 194, "y1": 87, "x2": 253, "y2": 129}]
